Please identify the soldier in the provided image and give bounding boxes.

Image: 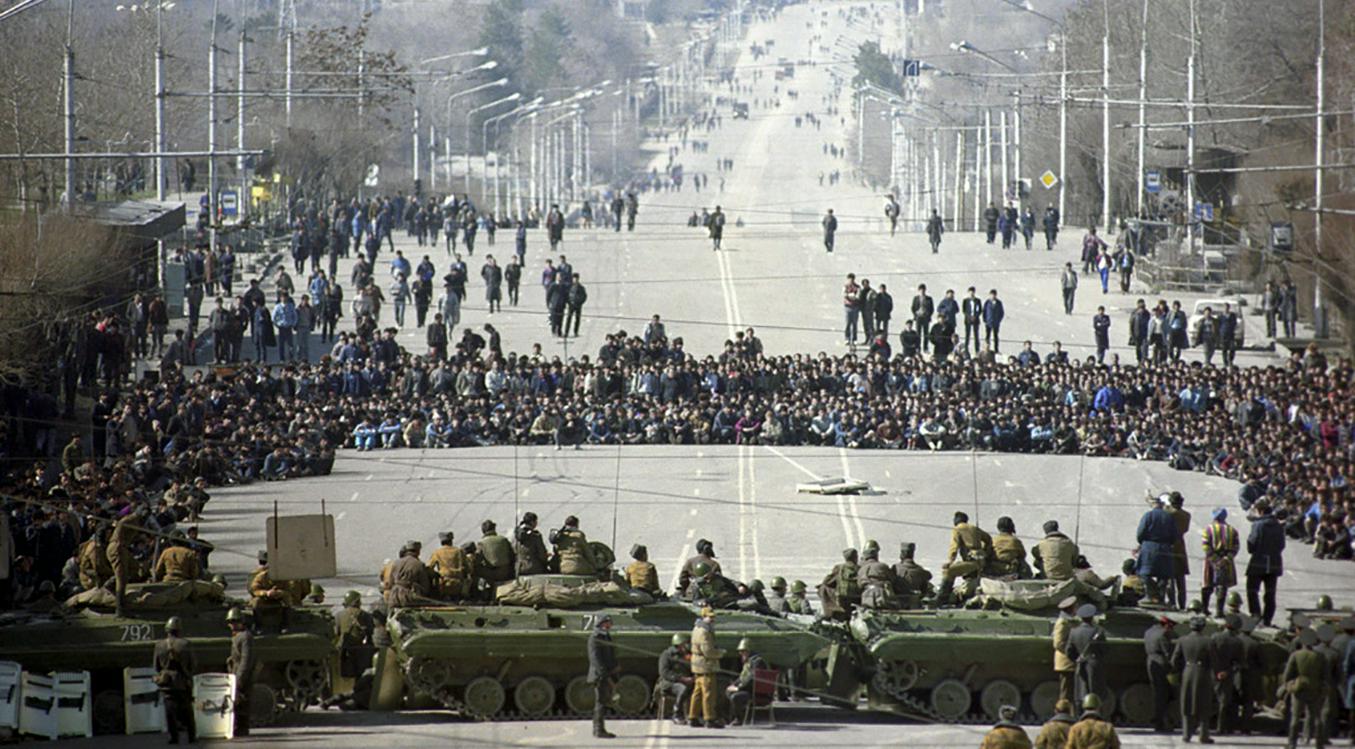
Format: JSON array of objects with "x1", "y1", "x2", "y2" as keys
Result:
[
  {"x1": 1333, "y1": 617, "x2": 1355, "y2": 740},
  {"x1": 980, "y1": 704, "x2": 1032, "y2": 749},
  {"x1": 427, "y1": 532, "x2": 471, "y2": 600},
  {"x1": 678, "y1": 539, "x2": 721, "y2": 597},
  {"x1": 689, "y1": 561, "x2": 740, "y2": 609},
  {"x1": 384, "y1": 540, "x2": 432, "y2": 607},
  {"x1": 1314, "y1": 624, "x2": 1342, "y2": 744},
  {"x1": 1237, "y1": 615, "x2": 1266, "y2": 732},
  {"x1": 1212, "y1": 613, "x2": 1246, "y2": 735},
  {"x1": 787, "y1": 580, "x2": 814, "y2": 615},
  {"x1": 1067, "y1": 603, "x2": 1109, "y2": 709},
  {"x1": 307, "y1": 584, "x2": 326, "y2": 605},
  {"x1": 1201, "y1": 507, "x2": 1239, "y2": 619},
  {"x1": 1033, "y1": 698, "x2": 1075, "y2": 749},
  {"x1": 988, "y1": 516, "x2": 1030, "y2": 578},
  {"x1": 550, "y1": 516, "x2": 598, "y2": 575},
  {"x1": 1052, "y1": 596, "x2": 1079, "y2": 705},
  {"x1": 1225, "y1": 591, "x2": 1244, "y2": 618},
  {"x1": 1283, "y1": 628, "x2": 1330, "y2": 749},
  {"x1": 937, "y1": 511, "x2": 993, "y2": 607},
  {"x1": 1032, "y1": 520, "x2": 1078, "y2": 580},
  {"x1": 656, "y1": 633, "x2": 692, "y2": 725},
  {"x1": 1064, "y1": 694, "x2": 1121, "y2": 749},
  {"x1": 1171, "y1": 615, "x2": 1217, "y2": 744},
  {"x1": 249, "y1": 550, "x2": 294, "y2": 631},
  {"x1": 153, "y1": 615, "x2": 196, "y2": 745},
  {"x1": 77, "y1": 525, "x2": 112, "y2": 590},
  {"x1": 819, "y1": 548, "x2": 861, "y2": 620},
  {"x1": 513, "y1": 512, "x2": 549, "y2": 576},
  {"x1": 226, "y1": 607, "x2": 256, "y2": 737},
  {"x1": 321, "y1": 652, "x2": 376, "y2": 711},
  {"x1": 1118, "y1": 558, "x2": 1147, "y2": 606},
  {"x1": 476, "y1": 520, "x2": 515, "y2": 594},
  {"x1": 726, "y1": 639, "x2": 768, "y2": 726},
  {"x1": 153, "y1": 530, "x2": 201, "y2": 583},
  {"x1": 1144, "y1": 614, "x2": 1177, "y2": 733},
  {"x1": 858, "y1": 541, "x2": 901, "y2": 610},
  {"x1": 689, "y1": 607, "x2": 725, "y2": 728},
  {"x1": 764, "y1": 577, "x2": 790, "y2": 615},
  {"x1": 106, "y1": 506, "x2": 146, "y2": 616},
  {"x1": 335, "y1": 590, "x2": 373, "y2": 679},
  {"x1": 893, "y1": 542, "x2": 933, "y2": 606},
  {"x1": 587, "y1": 614, "x2": 618, "y2": 739},
  {"x1": 625, "y1": 545, "x2": 660, "y2": 594}
]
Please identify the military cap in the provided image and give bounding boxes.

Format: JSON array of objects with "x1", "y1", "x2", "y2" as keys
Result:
[
  {"x1": 997, "y1": 704, "x2": 1019, "y2": 722},
  {"x1": 438, "y1": 531, "x2": 454, "y2": 543},
  {"x1": 899, "y1": 542, "x2": 916, "y2": 558},
  {"x1": 1057, "y1": 596, "x2": 1079, "y2": 611},
  {"x1": 671, "y1": 632, "x2": 691, "y2": 647},
  {"x1": 842, "y1": 548, "x2": 858, "y2": 562},
  {"x1": 521, "y1": 511, "x2": 538, "y2": 524},
  {"x1": 695, "y1": 538, "x2": 716, "y2": 557},
  {"x1": 169, "y1": 529, "x2": 187, "y2": 541},
  {"x1": 736, "y1": 638, "x2": 753, "y2": 652},
  {"x1": 1188, "y1": 599, "x2": 1204, "y2": 614},
  {"x1": 630, "y1": 544, "x2": 647, "y2": 560},
  {"x1": 1076, "y1": 603, "x2": 1098, "y2": 619},
  {"x1": 309, "y1": 583, "x2": 325, "y2": 597},
  {"x1": 699, "y1": 606, "x2": 716, "y2": 619},
  {"x1": 481, "y1": 519, "x2": 497, "y2": 533},
  {"x1": 1042, "y1": 520, "x2": 1060, "y2": 534},
  {"x1": 996, "y1": 516, "x2": 1015, "y2": 533},
  {"x1": 165, "y1": 616, "x2": 183, "y2": 633},
  {"x1": 1189, "y1": 616, "x2": 1207, "y2": 631},
  {"x1": 1226, "y1": 591, "x2": 1243, "y2": 607},
  {"x1": 343, "y1": 590, "x2": 362, "y2": 607},
  {"x1": 953, "y1": 511, "x2": 969, "y2": 525},
  {"x1": 1298, "y1": 628, "x2": 1318, "y2": 647},
  {"x1": 564, "y1": 515, "x2": 580, "y2": 527},
  {"x1": 771, "y1": 577, "x2": 787, "y2": 591},
  {"x1": 1316, "y1": 623, "x2": 1335, "y2": 644},
  {"x1": 257, "y1": 550, "x2": 269, "y2": 564},
  {"x1": 791, "y1": 580, "x2": 807, "y2": 593}
]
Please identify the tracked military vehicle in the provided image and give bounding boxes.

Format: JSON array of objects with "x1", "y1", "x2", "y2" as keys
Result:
[
  {"x1": 371, "y1": 574, "x2": 828, "y2": 719},
  {"x1": 0, "y1": 581, "x2": 335, "y2": 732}
]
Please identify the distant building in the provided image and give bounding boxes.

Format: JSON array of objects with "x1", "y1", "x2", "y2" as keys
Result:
[{"x1": 617, "y1": 0, "x2": 647, "y2": 20}]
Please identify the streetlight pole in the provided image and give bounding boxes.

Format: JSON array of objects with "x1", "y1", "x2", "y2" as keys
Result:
[
  {"x1": 1101, "y1": 2, "x2": 1111, "y2": 229},
  {"x1": 154, "y1": 1, "x2": 167, "y2": 201},
  {"x1": 468, "y1": 92, "x2": 521, "y2": 205},
  {"x1": 62, "y1": 0, "x2": 74, "y2": 209},
  {"x1": 1314, "y1": 0, "x2": 1326, "y2": 324},
  {"x1": 285, "y1": 29, "x2": 294, "y2": 128},
  {"x1": 207, "y1": 0, "x2": 219, "y2": 245},
  {"x1": 1135, "y1": 0, "x2": 1148, "y2": 216},
  {"x1": 238, "y1": 29, "x2": 248, "y2": 220}
]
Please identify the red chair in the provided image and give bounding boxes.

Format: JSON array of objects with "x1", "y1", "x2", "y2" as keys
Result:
[{"x1": 741, "y1": 667, "x2": 780, "y2": 726}]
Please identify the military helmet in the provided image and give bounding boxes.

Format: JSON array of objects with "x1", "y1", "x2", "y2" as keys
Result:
[
  {"x1": 736, "y1": 638, "x2": 753, "y2": 652},
  {"x1": 309, "y1": 583, "x2": 325, "y2": 598},
  {"x1": 1226, "y1": 591, "x2": 1243, "y2": 608},
  {"x1": 165, "y1": 616, "x2": 183, "y2": 633},
  {"x1": 343, "y1": 590, "x2": 362, "y2": 607},
  {"x1": 863, "y1": 539, "x2": 879, "y2": 553},
  {"x1": 791, "y1": 580, "x2": 807, "y2": 593},
  {"x1": 211, "y1": 574, "x2": 228, "y2": 589},
  {"x1": 1316, "y1": 594, "x2": 1334, "y2": 611},
  {"x1": 1188, "y1": 599, "x2": 1205, "y2": 614},
  {"x1": 670, "y1": 632, "x2": 691, "y2": 647},
  {"x1": 771, "y1": 576, "x2": 787, "y2": 591},
  {"x1": 225, "y1": 606, "x2": 247, "y2": 624},
  {"x1": 691, "y1": 560, "x2": 712, "y2": 578},
  {"x1": 699, "y1": 606, "x2": 716, "y2": 619},
  {"x1": 749, "y1": 579, "x2": 764, "y2": 592},
  {"x1": 1082, "y1": 693, "x2": 1102, "y2": 711}
]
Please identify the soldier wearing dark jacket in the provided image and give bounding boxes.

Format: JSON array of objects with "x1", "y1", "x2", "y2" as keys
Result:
[
  {"x1": 154, "y1": 616, "x2": 197, "y2": 744},
  {"x1": 588, "y1": 615, "x2": 619, "y2": 738},
  {"x1": 657, "y1": 633, "x2": 692, "y2": 724},
  {"x1": 226, "y1": 607, "x2": 256, "y2": 736},
  {"x1": 514, "y1": 512, "x2": 550, "y2": 576},
  {"x1": 1171, "y1": 616, "x2": 1216, "y2": 744},
  {"x1": 1283, "y1": 628, "x2": 1330, "y2": 749},
  {"x1": 678, "y1": 539, "x2": 721, "y2": 597},
  {"x1": 1143, "y1": 616, "x2": 1176, "y2": 733},
  {"x1": 1066, "y1": 604, "x2": 1109, "y2": 709},
  {"x1": 1211, "y1": 614, "x2": 1246, "y2": 735},
  {"x1": 476, "y1": 520, "x2": 516, "y2": 593}
]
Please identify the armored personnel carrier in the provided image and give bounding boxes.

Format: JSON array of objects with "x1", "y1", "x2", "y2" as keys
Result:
[
  {"x1": 0, "y1": 581, "x2": 335, "y2": 732},
  {"x1": 371, "y1": 574, "x2": 828, "y2": 719}
]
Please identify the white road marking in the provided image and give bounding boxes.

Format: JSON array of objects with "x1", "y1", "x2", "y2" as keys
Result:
[
  {"x1": 749, "y1": 441, "x2": 762, "y2": 581},
  {"x1": 349, "y1": 491, "x2": 360, "y2": 502},
  {"x1": 763, "y1": 445, "x2": 822, "y2": 480},
  {"x1": 839, "y1": 448, "x2": 867, "y2": 548},
  {"x1": 686, "y1": 528, "x2": 695, "y2": 540},
  {"x1": 737, "y1": 443, "x2": 749, "y2": 582},
  {"x1": 336, "y1": 512, "x2": 346, "y2": 521},
  {"x1": 364, "y1": 474, "x2": 373, "y2": 482},
  {"x1": 689, "y1": 508, "x2": 698, "y2": 516}
]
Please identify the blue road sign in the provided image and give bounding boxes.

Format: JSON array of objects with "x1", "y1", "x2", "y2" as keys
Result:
[
  {"x1": 902, "y1": 59, "x2": 920, "y2": 77},
  {"x1": 1194, "y1": 202, "x2": 1214, "y2": 222},
  {"x1": 1145, "y1": 169, "x2": 1161, "y2": 194}
]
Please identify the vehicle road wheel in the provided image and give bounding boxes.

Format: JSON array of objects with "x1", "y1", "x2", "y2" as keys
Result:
[
  {"x1": 563, "y1": 676, "x2": 594, "y2": 715},
  {"x1": 463, "y1": 676, "x2": 506, "y2": 719},
  {"x1": 513, "y1": 676, "x2": 556, "y2": 717},
  {"x1": 979, "y1": 679, "x2": 1022, "y2": 721},
  {"x1": 405, "y1": 656, "x2": 452, "y2": 696},
  {"x1": 1117, "y1": 683, "x2": 1154, "y2": 726},
  {"x1": 613, "y1": 675, "x2": 651, "y2": 716},
  {"x1": 1099, "y1": 689, "x2": 1117, "y2": 722},
  {"x1": 928, "y1": 678, "x2": 971, "y2": 722},
  {"x1": 250, "y1": 683, "x2": 280, "y2": 727},
  {"x1": 1028, "y1": 681, "x2": 1060, "y2": 721},
  {"x1": 92, "y1": 690, "x2": 124, "y2": 734},
  {"x1": 284, "y1": 659, "x2": 329, "y2": 705}
]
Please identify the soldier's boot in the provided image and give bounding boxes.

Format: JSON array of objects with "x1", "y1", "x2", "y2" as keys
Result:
[{"x1": 935, "y1": 579, "x2": 954, "y2": 608}]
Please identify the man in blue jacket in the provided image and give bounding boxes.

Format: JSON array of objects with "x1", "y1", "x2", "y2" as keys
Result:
[
  {"x1": 1245, "y1": 499, "x2": 1286, "y2": 626},
  {"x1": 1136, "y1": 494, "x2": 1178, "y2": 604},
  {"x1": 982, "y1": 290, "x2": 1005, "y2": 353}
]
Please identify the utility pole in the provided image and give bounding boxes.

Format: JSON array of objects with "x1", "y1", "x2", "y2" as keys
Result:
[
  {"x1": 207, "y1": 0, "x2": 219, "y2": 247},
  {"x1": 1314, "y1": 0, "x2": 1326, "y2": 327},
  {"x1": 237, "y1": 29, "x2": 248, "y2": 220},
  {"x1": 1013, "y1": 98, "x2": 1022, "y2": 209},
  {"x1": 953, "y1": 131, "x2": 963, "y2": 226},
  {"x1": 984, "y1": 109, "x2": 993, "y2": 207},
  {"x1": 154, "y1": 1, "x2": 167, "y2": 201},
  {"x1": 429, "y1": 122, "x2": 437, "y2": 191},
  {"x1": 1136, "y1": 0, "x2": 1149, "y2": 215},
  {"x1": 999, "y1": 110, "x2": 1009, "y2": 206},
  {"x1": 285, "y1": 30, "x2": 294, "y2": 128},
  {"x1": 357, "y1": 49, "x2": 365, "y2": 120},
  {"x1": 1185, "y1": 0, "x2": 1196, "y2": 255},
  {"x1": 1059, "y1": 30, "x2": 1067, "y2": 222},
  {"x1": 529, "y1": 113, "x2": 537, "y2": 214},
  {"x1": 412, "y1": 107, "x2": 421, "y2": 192},
  {"x1": 1101, "y1": 2, "x2": 1111, "y2": 229},
  {"x1": 62, "y1": 0, "x2": 75, "y2": 209}
]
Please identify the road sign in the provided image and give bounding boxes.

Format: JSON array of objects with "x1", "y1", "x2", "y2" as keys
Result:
[
  {"x1": 1039, "y1": 170, "x2": 1059, "y2": 189},
  {"x1": 1194, "y1": 202, "x2": 1214, "y2": 222},
  {"x1": 219, "y1": 189, "x2": 238, "y2": 217},
  {"x1": 902, "y1": 59, "x2": 920, "y2": 77},
  {"x1": 364, "y1": 164, "x2": 380, "y2": 187},
  {"x1": 1145, "y1": 169, "x2": 1161, "y2": 194},
  {"x1": 1270, "y1": 222, "x2": 1294, "y2": 252}
]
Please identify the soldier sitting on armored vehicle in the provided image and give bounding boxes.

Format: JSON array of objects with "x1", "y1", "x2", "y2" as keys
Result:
[
  {"x1": 678, "y1": 539, "x2": 722, "y2": 598},
  {"x1": 937, "y1": 512, "x2": 994, "y2": 607},
  {"x1": 819, "y1": 548, "x2": 862, "y2": 619},
  {"x1": 625, "y1": 544, "x2": 661, "y2": 595},
  {"x1": 687, "y1": 561, "x2": 742, "y2": 609},
  {"x1": 1031, "y1": 520, "x2": 1079, "y2": 581},
  {"x1": 476, "y1": 520, "x2": 516, "y2": 596},
  {"x1": 428, "y1": 531, "x2": 472, "y2": 600},
  {"x1": 1117, "y1": 559, "x2": 1145, "y2": 606},
  {"x1": 1072, "y1": 555, "x2": 1119, "y2": 592},
  {"x1": 893, "y1": 542, "x2": 934, "y2": 606},
  {"x1": 857, "y1": 541, "x2": 904, "y2": 610},
  {"x1": 987, "y1": 516, "x2": 1032, "y2": 580},
  {"x1": 550, "y1": 515, "x2": 600, "y2": 575}
]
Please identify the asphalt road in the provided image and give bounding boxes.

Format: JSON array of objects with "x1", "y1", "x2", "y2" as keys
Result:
[{"x1": 152, "y1": 2, "x2": 1344, "y2": 748}]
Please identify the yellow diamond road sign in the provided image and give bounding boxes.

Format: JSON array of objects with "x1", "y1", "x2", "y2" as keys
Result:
[{"x1": 1040, "y1": 170, "x2": 1059, "y2": 189}]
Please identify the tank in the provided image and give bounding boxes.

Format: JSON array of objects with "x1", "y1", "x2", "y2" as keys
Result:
[
  {"x1": 0, "y1": 582, "x2": 336, "y2": 733},
  {"x1": 372, "y1": 575, "x2": 829, "y2": 719},
  {"x1": 823, "y1": 602, "x2": 1288, "y2": 726}
]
